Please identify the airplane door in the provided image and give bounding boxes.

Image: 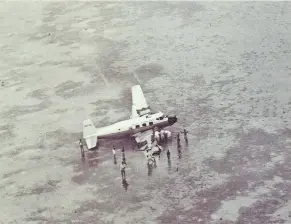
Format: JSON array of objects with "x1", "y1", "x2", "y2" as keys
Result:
[{"x1": 131, "y1": 125, "x2": 137, "y2": 134}]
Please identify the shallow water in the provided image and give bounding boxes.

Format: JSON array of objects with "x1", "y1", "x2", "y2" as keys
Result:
[{"x1": 1, "y1": 2, "x2": 291, "y2": 224}]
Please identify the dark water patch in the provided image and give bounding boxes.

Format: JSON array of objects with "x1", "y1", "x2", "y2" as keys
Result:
[
  {"x1": 25, "y1": 216, "x2": 50, "y2": 223},
  {"x1": 75, "y1": 200, "x2": 121, "y2": 215},
  {"x1": 88, "y1": 110, "x2": 128, "y2": 128},
  {"x1": 30, "y1": 2, "x2": 173, "y2": 87},
  {"x1": 182, "y1": 94, "x2": 217, "y2": 139},
  {"x1": 90, "y1": 98, "x2": 129, "y2": 114},
  {"x1": 2, "y1": 169, "x2": 23, "y2": 179},
  {"x1": 28, "y1": 2, "x2": 77, "y2": 45},
  {"x1": 71, "y1": 149, "x2": 112, "y2": 184},
  {"x1": 210, "y1": 76, "x2": 245, "y2": 92},
  {"x1": 135, "y1": 63, "x2": 164, "y2": 80},
  {"x1": 96, "y1": 39, "x2": 131, "y2": 85},
  {"x1": 25, "y1": 214, "x2": 66, "y2": 224},
  {"x1": 71, "y1": 173, "x2": 91, "y2": 185},
  {"x1": 1, "y1": 100, "x2": 52, "y2": 118},
  {"x1": 71, "y1": 152, "x2": 101, "y2": 184},
  {"x1": 236, "y1": 183, "x2": 290, "y2": 224},
  {"x1": 15, "y1": 180, "x2": 60, "y2": 197},
  {"x1": 53, "y1": 108, "x2": 69, "y2": 114},
  {"x1": 3, "y1": 144, "x2": 41, "y2": 158},
  {"x1": 0, "y1": 181, "x2": 14, "y2": 192},
  {"x1": 0, "y1": 124, "x2": 15, "y2": 141},
  {"x1": 159, "y1": 161, "x2": 290, "y2": 223},
  {"x1": 39, "y1": 128, "x2": 79, "y2": 150},
  {"x1": 241, "y1": 128, "x2": 279, "y2": 146},
  {"x1": 171, "y1": 2, "x2": 204, "y2": 19},
  {"x1": 29, "y1": 207, "x2": 47, "y2": 217},
  {"x1": 205, "y1": 128, "x2": 283, "y2": 175},
  {"x1": 158, "y1": 176, "x2": 248, "y2": 223},
  {"x1": 27, "y1": 88, "x2": 48, "y2": 100},
  {"x1": 271, "y1": 152, "x2": 291, "y2": 180},
  {"x1": 54, "y1": 80, "x2": 95, "y2": 99},
  {"x1": 240, "y1": 50, "x2": 267, "y2": 75},
  {"x1": 89, "y1": 93, "x2": 131, "y2": 124}
]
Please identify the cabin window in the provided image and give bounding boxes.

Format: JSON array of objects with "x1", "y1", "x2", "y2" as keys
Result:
[
  {"x1": 142, "y1": 123, "x2": 147, "y2": 127},
  {"x1": 159, "y1": 117, "x2": 163, "y2": 120},
  {"x1": 136, "y1": 125, "x2": 140, "y2": 128},
  {"x1": 149, "y1": 121, "x2": 153, "y2": 125},
  {"x1": 156, "y1": 118, "x2": 160, "y2": 120}
]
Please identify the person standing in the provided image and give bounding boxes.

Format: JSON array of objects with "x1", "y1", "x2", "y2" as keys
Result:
[
  {"x1": 159, "y1": 132, "x2": 162, "y2": 142},
  {"x1": 120, "y1": 161, "x2": 126, "y2": 179},
  {"x1": 157, "y1": 145, "x2": 161, "y2": 159},
  {"x1": 155, "y1": 131, "x2": 160, "y2": 142},
  {"x1": 112, "y1": 145, "x2": 117, "y2": 165},
  {"x1": 181, "y1": 129, "x2": 188, "y2": 142},
  {"x1": 160, "y1": 130, "x2": 165, "y2": 141},
  {"x1": 122, "y1": 147, "x2": 126, "y2": 164},
  {"x1": 79, "y1": 139, "x2": 84, "y2": 158},
  {"x1": 167, "y1": 149, "x2": 170, "y2": 159},
  {"x1": 163, "y1": 131, "x2": 168, "y2": 141},
  {"x1": 112, "y1": 145, "x2": 116, "y2": 156},
  {"x1": 166, "y1": 149, "x2": 171, "y2": 171}
]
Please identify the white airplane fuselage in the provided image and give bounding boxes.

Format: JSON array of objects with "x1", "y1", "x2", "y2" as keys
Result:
[{"x1": 96, "y1": 112, "x2": 176, "y2": 139}]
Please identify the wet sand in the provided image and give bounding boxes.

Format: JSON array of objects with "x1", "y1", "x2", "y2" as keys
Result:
[{"x1": 1, "y1": 2, "x2": 291, "y2": 224}]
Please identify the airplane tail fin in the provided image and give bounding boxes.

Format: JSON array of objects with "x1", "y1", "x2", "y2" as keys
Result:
[{"x1": 83, "y1": 119, "x2": 98, "y2": 149}]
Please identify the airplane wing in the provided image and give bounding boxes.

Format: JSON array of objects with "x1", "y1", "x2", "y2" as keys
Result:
[
  {"x1": 131, "y1": 85, "x2": 151, "y2": 118},
  {"x1": 132, "y1": 129, "x2": 164, "y2": 160},
  {"x1": 132, "y1": 129, "x2": 153, "y2": 151}
]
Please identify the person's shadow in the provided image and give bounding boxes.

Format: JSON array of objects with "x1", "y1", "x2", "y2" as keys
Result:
[
  {"x1": 122, "y1": 177, "x2": 129, "y2": 191},
  {"x1": 167, "y1": 157, "x2": 172, "y2": 171},
  {"x1": 178, "y1": 148, "x2": 182, "y2": 159},
  {"x1": 185, "y1": 136, "x2": 188, "y2": 145},
  {"x1": 147, "y1": 162, "x2": 153, "y2": 177}
]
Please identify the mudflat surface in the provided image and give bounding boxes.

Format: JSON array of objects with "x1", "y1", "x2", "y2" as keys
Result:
[{"x1": 1, "y1": 2, "x2": 291, "y2": 224}]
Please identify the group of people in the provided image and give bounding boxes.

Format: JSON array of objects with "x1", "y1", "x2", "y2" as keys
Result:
[
  {"x1": 112, "y1": 146, "x2": 127, "y2": 179},
  {"x1": 78, "y1": 128, "x2": 189, "y2": 188},
  {"x1": 113, "y1": 146, "x2": 129, "y2": 190},
  {"x1": 154, "y1": 129, "x2": 171, "y2": 143}
]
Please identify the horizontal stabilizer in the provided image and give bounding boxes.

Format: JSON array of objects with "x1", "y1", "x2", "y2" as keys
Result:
[{"x1": 83, "y1": 119, "x2": 98, "y2": 149}]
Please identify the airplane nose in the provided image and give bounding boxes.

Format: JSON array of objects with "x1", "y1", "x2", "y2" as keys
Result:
[{"x1": 168, "y1": 115, "x2": 177, "y2": 125}]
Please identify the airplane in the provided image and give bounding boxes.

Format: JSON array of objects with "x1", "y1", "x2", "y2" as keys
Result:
[{"x1": 82, "y1": 85, "x2": 178, "y2": 153}]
